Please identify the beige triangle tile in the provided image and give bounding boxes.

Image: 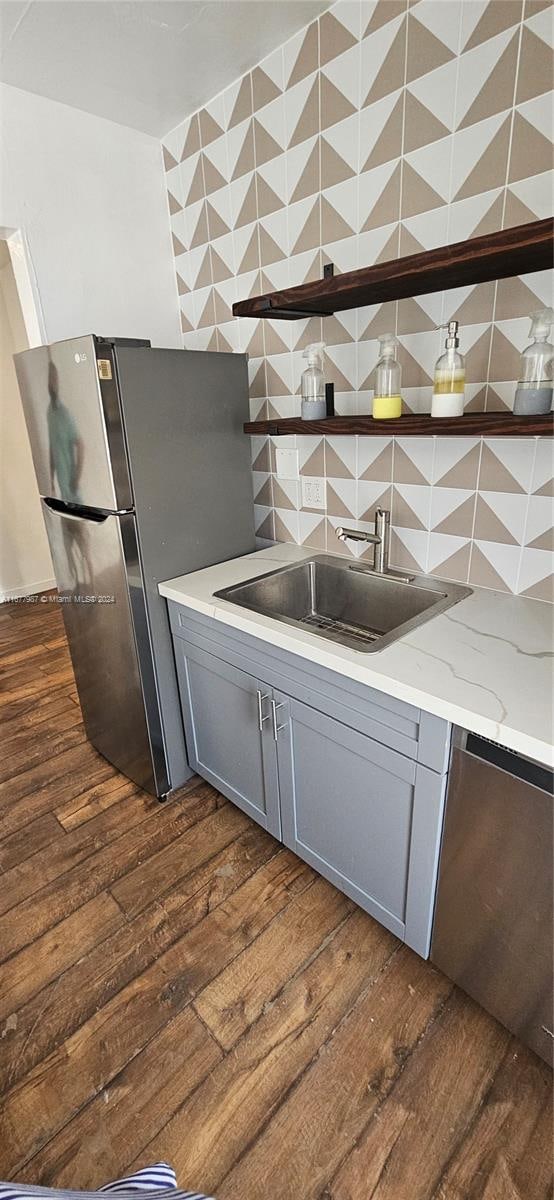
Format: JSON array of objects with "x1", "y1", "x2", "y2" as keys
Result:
[
  {"x1": 180, "y1": 309, "x2": 193, "y2": 334},
  {"x1": 325, "y1": 443, "x2": 355, "y2": 479},
  {"x1": 288, "y1": 23, "x2": 319, "y2": 88},
  {"x1": 435, "y1": 444, "x2": 481, "y2": 489},
  {"x1": 359, "y1": 442, "x2": 393, "y2": 483},
  {"x1": 392, "y1": 484, "x2": 429, "y2": 530},
  {"x1": 300, "y1": 439, "x2": 325, "y2": 476},
  {"x1": 455, "y1": 116, "x2": 511, "y2": 200},
  {"x1": 428, "y1": 540, "x2": 471, "y2": 584},
  {"x1": 163, "y1": 145, "x2": 179, "y2": 172},
  {"x1": 406, "y1": 14, "x2": 455, "y2": 85},
  {"x1": 470, "y1": 193, "x2": 506, "y2": 239},
  {"x1": 299, "y1": 516, "x2": 326, "y2": 550},
  {"x1": 172, "y1": 233, "x2": 186, "y2": 257},
  {"x1": 359, "y1": 300, "x2": 398, "y2": 340},
  {"x1": 320, "y1": 10, "x2": 358, "y2": 67},
  {"x1": 389, "y1": 528, "x2": 428, "y2": 574},
  {"x1": 211, "y1": 247, "x2": 233, "y2": 284},
  {"x1": 326, "y1": 482, "x2": 356, "y2": 519},
  {"x1": 190, "y1": 202, "x2": 210, "y2": 248},
  {"x1": 213, "y1": 288, "x2": 233, "y2": 325},
  {"x1": 321, "y1": 75, "x2": 357, "y2": 132},
  {"x1": 521, "y1": 573, "x2": 554, "y2": 601},
  {"x1": 516, "y1": 25, "x2": 554, "y2": 104},
  {"x1": 292, "y1": 197, "x2": 321, "y2": 254},
  {"x1": 290, "y1": 140, "x2": 321, "y2": 203},
  {"x1": 228, "y1": 76, "x2": 252, "y2": 130},
  {"x1": 253, "y1": 120, "x2": 283, "y2": 168},
  {"x1": 199, "y1": 108, "x2": 223, "y2": 148},
  {"x1": 265, "y1": 361, "x2": 290, "y2": 396},
  {"x1": 194, "y1": 249, "x2": 213, "y2": 289},
  {"x1": 364, "y1": 1, "x2": 405, "y2": 38},
  {"x1": 474, "y1": 496, "x2": 518, "y2": 543},
  {"x1": 464, "y1": 0, "x2": 522, "y2": 51},
  {"x1": 469, "y1": 543, "x2": 515, "y2": 591},
  {"x1": 234, "y1": 176, "x2": 258, "y2": 228},
  {"x1": 289, "y1": 76, "x2": 320, "y2": 148},
  {"x1": 447, "y1": 281, "x2": 496, "y2": 326},
  {"x1": 181, "y1": 114, "x2": 201, "y2": 160},
  {"x1": 509, "y1": 112, "x2": 553, "y2": 182},
  {"x1": 256, "y1": 173, "x2": 285, "y2": 220},
  {"x1": 176, "y1": 272, "x2": 189, "y2": 296},
  {"x1": 484, "y1": 385, "x2": 511, "y2": 412},
  {"x1": 196, "y1": 289, "x2": 216, "y2": 328},
  {"x1": 238, "y1": 226, "x2": 259, "y2": 273},
  {"x1": 396, "y1": 298, "x2": 437, "y2": 334},
  {"x1": 363, "y1": 94, "x2": 404, "y2": 169},
  {"x1": 274, "y1": 511, "x2": 299, "y2": 542},
  {"x1": 528, "y1": 527, "x2": 554, "y2": 552},
  {"x1": 459, "y1": 34, "x2": 519, "y2": 130},
  {"x1": 231, "y1": 123, "x2": 255, "y2": 180},
  {"x1": 167, "y1": 190, "x2": 182, "y2": 216},
  {"x1": 399, "y1": 224, "x2": 425, "y2": 255},
  {"x1": 465, "y1": 327, "x2": 494, "y2": 384},
  {"x1": 295, "y1": 316, "x2": 325, "y2": 352},
  {"x1": 321, "y1": 137, "x2": 356, "y2": 189},
  {"x1": 259, "y1": 225, "x2": 286, "y2": 266},
  {"x1": 249, "y1": 361, "x2": 267, "y2": 399},
  {"x1": 361, "y1": 163, "x2": 402, "y2": 231},
  {"x1": 252, "y1": 66, "x2": 281, "y2": 112},
  {"x1": 323, "y1": 314, "x2": 356, "y2": 346},
  {"x1": 186, "y1": 156, "x2": 205, "y2": 205},
  {"x1": 463, "y1": 386, "x2": 486, "y2": 412},
  {"x1": 401, "y1": 161, "x2": 445, "y2": 219},
  {"x1": 252, "y1": 440, "x2": 271, "y2": 473},
  {"x1": 263, "y1": 323, "x2": 289, "y2": 355},
  {"x1": 479, "y1": 440, "x2": 535, "y2": 492},
  {"x1": 433, "y1": 494, "x2": 476, "y2": 537},
  {"x1": 396, "y1": 342, "x2": 434, "y2": 389},
  {"x1": 495, "y1": 275, "x2": 547, "y2": 321},
  {"x1": 272, "y1": 479, "x2": 297, "y2": 510},
  {"x1": 206, "y1": 201, "x2": 230, "y2": 240},
  {"x1": 503, "y1": 189, "x2": 538, "y2": 227},
  {"x1": 320, "y1": 196, "x2": 355, "y2": 244},
  {"x1": 324, "y1": 348, "x2": 356, "y2": 392},
  {"x1": 255, "y1": 513, "x2": 275, "y2": 542},
  {"x1": 393, "y1": 443, "x2": 430, "y2": 486},
  {"x1": 403, "y1": 91, "x2": 450, "y2": 154},
  {"x1": 364, "y1": 23, "x2": 407, "y2": 108},
  {"x1": 202, "y1": 152, "x2": 227, "y2": 195}
]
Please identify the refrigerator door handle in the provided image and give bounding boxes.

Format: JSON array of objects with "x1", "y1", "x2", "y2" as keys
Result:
[{"x1": 43, "y1": 497, "x2": 109, "y2": 523}]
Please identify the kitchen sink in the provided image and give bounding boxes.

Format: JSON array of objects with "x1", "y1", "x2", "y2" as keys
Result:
[{"x1": 214, "y1": 555, "x2": 471, "y2": 653}]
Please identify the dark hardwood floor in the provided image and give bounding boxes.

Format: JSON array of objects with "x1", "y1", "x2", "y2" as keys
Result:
[{"x1": 0, "y1": 595, "x2": 552, "y2": 1199}]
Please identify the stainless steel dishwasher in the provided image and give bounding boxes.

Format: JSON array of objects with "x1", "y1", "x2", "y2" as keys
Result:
[{"x1": 431, "y1": 729, "x2": 553, "y2": 1066}]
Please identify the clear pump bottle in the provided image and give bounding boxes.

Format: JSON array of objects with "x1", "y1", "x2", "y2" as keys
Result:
[
  {"x1": 301, "y1": 343, "x2": 326, "y2": 420},
  {"x1": 514, "y1": 309, "x2": 554, "y2": 415},
  {"x1": 431, "y1": 321, "x2": 465, "y2": 417},
  {"x1": 372, "y1": 335, "x2": 402, "y2": 419}
]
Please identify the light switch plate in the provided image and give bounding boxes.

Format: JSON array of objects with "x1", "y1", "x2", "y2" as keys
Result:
[
  {"x1": 301, "y1": 477, "x2": 326, "y2": 509},
  {"x1": 275, "y1": 448, "x2": 299, "y2": 479}
]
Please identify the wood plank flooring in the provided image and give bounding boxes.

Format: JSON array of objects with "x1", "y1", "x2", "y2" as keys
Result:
[{"x1": 0, "y1": 595, "x2": 552, "y2": 1199}]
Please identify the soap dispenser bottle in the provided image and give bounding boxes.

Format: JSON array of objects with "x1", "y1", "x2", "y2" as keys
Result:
[
  {"x1": 514, "y1": 309, "x2": 554, "y2": 415},
  {"x1": 431, "y1": 321, "x2": 465, "y2": 417},
  {"x1": 372, "y1": 334, "x2": 402, "y2": 419},
  {"x1": 301, "y1": 343, "x2": 327, "y2": 420}
]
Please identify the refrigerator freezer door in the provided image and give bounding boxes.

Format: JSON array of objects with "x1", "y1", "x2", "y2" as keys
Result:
[
  {"x1": 42, "y1": 499, "x2": 167, "y2": 795},
  {"x1": 14, "y1": 336, "x2": 132, "y2": 510}
]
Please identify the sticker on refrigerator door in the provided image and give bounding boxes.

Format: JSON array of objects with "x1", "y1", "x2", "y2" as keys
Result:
[{"x1": 97, "y1": 359, "x2": 112, "y2": 380}]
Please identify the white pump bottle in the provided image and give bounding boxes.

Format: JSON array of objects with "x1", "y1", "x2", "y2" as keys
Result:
[{"x1": 301, "y1": 343, "x2": 326, "y2": 420}]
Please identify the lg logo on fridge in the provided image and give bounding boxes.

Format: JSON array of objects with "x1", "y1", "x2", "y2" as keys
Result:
[{"x1": 74, "y1": 352, "x2": 87, "y2": 363}]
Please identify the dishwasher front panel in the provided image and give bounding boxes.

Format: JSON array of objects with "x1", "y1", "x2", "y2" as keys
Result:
[{"x1": 431, "y1": 732, "x2": 553, "y2": 1066}]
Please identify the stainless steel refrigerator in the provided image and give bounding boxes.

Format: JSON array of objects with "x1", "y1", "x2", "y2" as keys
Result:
[{"x1": 15, "y1": 335, "x2": 255, "y2": 797}]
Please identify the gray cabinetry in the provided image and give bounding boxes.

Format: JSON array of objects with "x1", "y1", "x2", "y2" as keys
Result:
[
  {"x1": 170, "y1": 604, "x2": 451, "y2": 959},
  {"x1": 174, "y1": 640, "x2": 281, "y2": 838}
]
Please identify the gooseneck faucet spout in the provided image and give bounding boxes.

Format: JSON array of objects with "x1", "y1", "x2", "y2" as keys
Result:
[{"x1": 336, "y1": 507, "x2": 391, "y2": 574}]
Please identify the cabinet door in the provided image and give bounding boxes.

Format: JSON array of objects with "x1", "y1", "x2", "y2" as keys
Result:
[
  {"x1": 275, "y1": 692, "x2": 418, "y2": 943},
  {"x1": 174, "y1": 640, "x2": 281, "y2": 838}
]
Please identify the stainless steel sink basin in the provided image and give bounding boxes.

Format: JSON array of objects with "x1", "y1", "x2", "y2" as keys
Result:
[{"x1": 214, "y1": 555, "x2": 471, "y2": 653}]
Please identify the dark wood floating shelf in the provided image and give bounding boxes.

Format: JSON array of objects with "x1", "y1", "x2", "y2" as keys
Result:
[
  {"x1": 244, "y1": 412, "x2": 554, "y2": 438},
  {"x1": 233, "y1": 219, "x2": 553, "y2": 319}
]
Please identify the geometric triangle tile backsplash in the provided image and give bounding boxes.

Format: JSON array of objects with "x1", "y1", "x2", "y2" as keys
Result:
[{"x1": 163, "y1": 0, "x2": 554, "y2": 597}]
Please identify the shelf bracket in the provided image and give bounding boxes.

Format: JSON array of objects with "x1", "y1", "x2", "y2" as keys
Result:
[
  {"x1": 323, "y1": 262, "x2": 335, "y2": 278},
  {"x1": 259, "y1": 300, "x2": 331, "y2": 319}
]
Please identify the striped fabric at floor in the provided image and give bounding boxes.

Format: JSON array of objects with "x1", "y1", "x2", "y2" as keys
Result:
[{"x1": 0, "y1": 1164, "x2": 214, "y2": 1200}]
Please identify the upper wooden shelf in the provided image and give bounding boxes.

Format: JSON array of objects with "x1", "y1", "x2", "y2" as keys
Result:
[
  {"x1": 233, "y1": 219, "x2": 554, "y2": 320},
  {"x1": 244, "y1": 412, "x2": 554, "y2": 437}
]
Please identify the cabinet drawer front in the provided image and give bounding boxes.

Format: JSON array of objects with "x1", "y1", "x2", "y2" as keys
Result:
[
  {"x1": 175, "y1": 639, "x2": 280, "y2": 838},
  {"x1": 279, "y1": 697, "x2": 416, "y2": 937}
]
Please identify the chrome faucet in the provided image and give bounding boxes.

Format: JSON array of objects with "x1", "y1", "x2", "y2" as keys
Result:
[{"x1": 336, "y1": 508, "x2": 391, "y2": 573}]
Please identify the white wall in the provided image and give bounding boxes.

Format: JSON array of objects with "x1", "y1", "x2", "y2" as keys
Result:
[
  {"x1": 0, "y1": 83, "x2": 181, "y2": 348},
  {"x1": 0, "y1": 254, "x2": 54, "y2": 598}
]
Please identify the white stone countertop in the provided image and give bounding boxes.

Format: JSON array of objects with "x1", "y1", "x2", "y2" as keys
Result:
[{"x1": 159, "y1": 544, "x2": 554, "y2": 768}]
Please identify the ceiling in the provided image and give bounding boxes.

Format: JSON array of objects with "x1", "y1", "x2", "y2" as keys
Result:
[{"x1": 0, "y1": 0, "x2": 330, "y2": 137}]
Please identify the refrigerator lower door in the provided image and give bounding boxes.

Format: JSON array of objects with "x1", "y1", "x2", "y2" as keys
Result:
[{"x1": 42, "y1": 499, "x2": 168, "y2": 796}]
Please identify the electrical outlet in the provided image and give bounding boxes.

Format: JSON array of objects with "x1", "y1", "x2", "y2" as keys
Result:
[
  {"x1": 275, "y1": 448, "x2": 299, "y2": 480},
  {"x1": 301, "y1": 477, "x2": 326, "y2": 510}
]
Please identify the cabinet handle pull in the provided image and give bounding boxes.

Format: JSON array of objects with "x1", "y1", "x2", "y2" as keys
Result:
[
  {"x1": 256, "y1": 689, "x2": 270, "y2": 732},
  {"x1": 271, "y1": 699, "x2": 286, "y2": 741}
]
